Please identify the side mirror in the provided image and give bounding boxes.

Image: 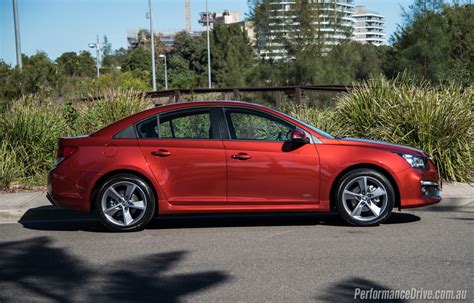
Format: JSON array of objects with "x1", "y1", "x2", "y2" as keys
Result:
[{"x1": 291, "y1": 128, "x2": 310, "y2": 144}]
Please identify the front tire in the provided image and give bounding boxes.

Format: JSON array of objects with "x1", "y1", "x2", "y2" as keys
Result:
[
  {"x1": 335, "y1": 169, "x2": 395, "y2": 226},
  {"x1": 95, "y1": 174, "x2": 156, "y2": 232}
]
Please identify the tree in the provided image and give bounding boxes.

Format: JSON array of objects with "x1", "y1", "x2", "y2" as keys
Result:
[
  {"x1": 102, "y1": 47, "x2": 128, "y2": 73},
  {"x1": 319, "y1": 42, "x2": 383, "y2": 84},
  {"x1": 160, "y1": 54, "x2": 198, "y2": 89},
  {"x1": 121, "y1": 47, "x2": 151, "y2": 72},
  {"x1": 210, "y1": 23, "x2": 254, "y2": 87},
  {"x1": 402, "y1": 0, "x2": 445, "y2": 25},
  {"x1": 18, "y1": 52, "x2": 59, "y2": 96},
  {"x1": 56, "y1": 51, "x2": 95, "y2": 77},
  {"x1": 102, "y1": 35, "x2": 112, "y2": 57},
  {"x1": 390, "y1": 2, "x2": 473, "y2": 85},
  {"x1": 172, "y1": 31, "x2": 208, "y2": 77}
]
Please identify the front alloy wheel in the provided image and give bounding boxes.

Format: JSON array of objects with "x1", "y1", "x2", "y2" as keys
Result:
[
  {"x1": 96, "y1": 174, "x2": 155, "y2": 231},
  {"x1": 336, "y1": 169, "x2": 395, "y2": 226}
]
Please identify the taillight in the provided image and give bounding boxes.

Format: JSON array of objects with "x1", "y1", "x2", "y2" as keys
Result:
[{"x1": 56, "y1": 146, "x2": 78, "y2": 165}]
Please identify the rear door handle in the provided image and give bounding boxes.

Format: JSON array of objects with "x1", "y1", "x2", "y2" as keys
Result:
[
  {"x1": 151, "y1": 149, "x2": 171, "y2": 157},
  {"x1": 231, "y1": 153, "x2": 251, "y2": 160}
]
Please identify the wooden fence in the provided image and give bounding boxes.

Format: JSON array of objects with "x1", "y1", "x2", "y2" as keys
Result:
[{"x1": 145, "y1": 85, "x2": 355, "y2": 108}]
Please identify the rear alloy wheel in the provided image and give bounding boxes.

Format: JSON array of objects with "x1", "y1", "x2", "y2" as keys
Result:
[
  {"x1": 96, "y1": 174, "x2": 155, "y2": 232},
  {"x1": 336, "y1": 169, "x2": 395, "y2": 226}
]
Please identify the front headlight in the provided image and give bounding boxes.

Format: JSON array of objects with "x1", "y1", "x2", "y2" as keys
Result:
[{"x1": 400, "y1": 154, "x2": 427, "y2": 169}]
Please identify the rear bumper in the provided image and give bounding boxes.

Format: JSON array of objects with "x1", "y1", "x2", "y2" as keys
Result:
[
  {"x1": 46, "y1": 192, "x2": 56, "y2": 206},
  {"x1": 47, "y1": 167, "x2": 92, "y2": 212}
]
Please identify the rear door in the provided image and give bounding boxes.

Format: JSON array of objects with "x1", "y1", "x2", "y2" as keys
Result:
[
  {"x1": 137, "y1": 107, "x2": 226, "y2": 205},
  {"x1": 221, "y1": 107, "x2": 320, "y2": 204}
]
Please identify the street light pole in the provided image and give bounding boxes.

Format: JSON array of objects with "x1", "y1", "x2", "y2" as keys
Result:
[
  {"x1": 148, "y1": 0, "x2": 157, "y2": 91},
  {"x1": 12, "y1": 0, "x2": 22, "y2": 70},
  {"x1": 88, "y1": 36, "x2": 100, "y2": 77},
  {"x1": 159, "y1": 54, "x2": 168, "y2": 90},
  {"x1": 95, "y1": 35, "x2": 100, "y2": 77},
  {"x1": 206, "y1": 0, "x2": 212, "y2": 88}
]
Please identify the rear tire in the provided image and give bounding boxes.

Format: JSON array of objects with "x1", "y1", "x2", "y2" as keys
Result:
[
  {"x1": 95, "y1": 174, "x2": 156, "y2": 232},
  {"x1": 335, "y1": 169, "x2": 394, "y2": 226}
]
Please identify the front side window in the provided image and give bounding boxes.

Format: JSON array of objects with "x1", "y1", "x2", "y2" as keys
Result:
[
  {"x1": 159, "y1": 110, "x2": 212, "y2": 139},
  {"x1": 226, "y1": 110, "x2": 294, "y2": 141},
  {"x1": 136, "y1": 116, "x2": 159, "y2": 139}
]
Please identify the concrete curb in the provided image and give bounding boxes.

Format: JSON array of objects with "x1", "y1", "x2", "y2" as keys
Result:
[{"x1": 0, "y1": 183, "x2": 473, "y2": 224}]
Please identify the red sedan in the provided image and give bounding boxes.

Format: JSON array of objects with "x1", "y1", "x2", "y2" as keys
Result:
[{"x1": 47, "y1": 101, "x2": 441, "y2": 231}]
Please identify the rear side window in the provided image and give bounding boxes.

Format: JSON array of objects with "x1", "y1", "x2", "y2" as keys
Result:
[
  {"x1": 114, "y1": 125, "x2": 137, "y2": 139},
  {"x1": 159, "y1": 110, "x2": 212, "y2": 139}
]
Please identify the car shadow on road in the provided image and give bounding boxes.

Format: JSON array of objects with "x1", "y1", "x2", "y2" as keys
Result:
[
  {"x1": 18, "y1": 206, "x2": 420, "y2": 232},
  {"x1": 315, "y1": 276, "x2": 408, "y2": 302},
  {"x1": 0, "y1": 237, "x2": 229, "y2": 302}
]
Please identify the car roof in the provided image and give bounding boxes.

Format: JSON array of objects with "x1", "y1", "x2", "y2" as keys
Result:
[{"x1": 154, "y1": 100, "x2": 272, "y2": 111}]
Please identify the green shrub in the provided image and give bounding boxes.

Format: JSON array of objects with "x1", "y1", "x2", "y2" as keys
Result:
[
  {"x1": 0, "y1": 89, "x2": 152, "y2": 188},
  {"x1": 0, "y1": 96, "x2": 70, "y2": 184},
  {"x1": 335, "y1": 76, "x2": 473, "y2": 182},
  {"x1": 281, "y1": 102, "x2": 339, "y2": 134},
  {"x1": 75, "y1": 89, "x2": 151, "y2": 134},
  {"x1": 0, "y1": 141, "x2": 24, "y2": 189}
]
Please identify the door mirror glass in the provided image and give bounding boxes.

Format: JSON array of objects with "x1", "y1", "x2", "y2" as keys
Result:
[{"x1": 291, "y1": 128, "x2": 310, "y2": 144}]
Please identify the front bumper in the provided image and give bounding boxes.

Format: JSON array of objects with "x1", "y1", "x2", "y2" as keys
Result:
[{"x1": 396, "y1": 167, "x2": 442, "y2": 209}]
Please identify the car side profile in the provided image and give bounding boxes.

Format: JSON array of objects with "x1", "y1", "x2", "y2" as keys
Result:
[{"x1": 47, "y1": 101, "x2": 441, "y2": 231}]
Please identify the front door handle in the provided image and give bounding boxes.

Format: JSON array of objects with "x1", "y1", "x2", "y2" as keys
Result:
[
  {"x1": 231, "y1": 153, "x2": 252, "y2": 160},
  {"x1": 151, "y1": 149, "x2": 171, "y2": 157}
]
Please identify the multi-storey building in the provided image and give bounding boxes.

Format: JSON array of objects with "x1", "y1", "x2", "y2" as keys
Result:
[
  {"x1": 258, "y1": 0, "x2": 385, "y2": 59},
  {"x1": 353, "y1": 5, "x2": 385, "y2": 46},
  {"x1": 260, "y1": 0, "x2": 355, "y2": 59}
]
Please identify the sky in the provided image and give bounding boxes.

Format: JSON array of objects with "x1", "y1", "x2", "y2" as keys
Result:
[{"x1": 1, "y1": 0, "x2": 413, "y2": 66}]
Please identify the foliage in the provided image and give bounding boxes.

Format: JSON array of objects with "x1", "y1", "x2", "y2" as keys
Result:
[
  {"x1": 390, "y1": 3, "x2": 473, "y2": 85},
  {"x1": 121, "y1": 47, "x2": 151, "y2": 72},
  {"x1": 0, "y1": 96, "x2": 70, "y2": 185},
  {"x1": 75, "y1": 89, "x2": 151, "y2": 134},
  {"x1": 281, "y1": 102, "x2": 339, "y2": 135},
  {"x1": 56, "y1": 51, "x2": 95, "y2": 77},
  {"x1": 335, "y1": 75, "x2": 473, "y2": 182},
  {"x1": 211, "y1": 23, "x2": 254, "y2": 87},
  {"x1": 0, "y1": 89, "x2": 151, "y2": 188},
  {"x1": 89, "y1": 71, "x2": 150, "y2": 91},
  {"x1": 0, "y1": 141, "x2": 24, "y2": 189}
]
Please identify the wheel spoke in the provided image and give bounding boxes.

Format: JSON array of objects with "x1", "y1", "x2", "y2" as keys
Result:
[
  {"x1": 344, "y1": 190, "x2": 362, "y2": 199},
  {"x1": 129, "y1": 200, "x2": 145, "y2": 210},
  {"x1": 104, "y1": 205, "x2": 120, "y2": 216},
  {"x1": 371, "y1": 187, "x2": 386, "y2": 198},
  {"x1": 351, "y1": 201, "x2": 365, "y2": 217},
  {"x1": 124, "y1": 184, "x2": 137, "y2": 200},
  {"x1": 357, "y1": 177, "x2": 368, "y2": 194},
  {"x1": 366, "y1": 201, "x2": 381, "y2": 217},
  {"x1": 123, "y1": 208, "x2": 133, "y2": 226},
  {"x1": 108, "y1": 187, "x2": 124, "y2": 201}
]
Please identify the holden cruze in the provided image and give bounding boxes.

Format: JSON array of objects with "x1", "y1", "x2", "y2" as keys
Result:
[{"x1": 47, "y1": 101, "x2": 441, "y2": 231}]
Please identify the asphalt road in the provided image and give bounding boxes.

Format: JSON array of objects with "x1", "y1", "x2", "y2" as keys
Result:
[{"x1": 0, "y1": 208, "x2": 472, "y2": 302}]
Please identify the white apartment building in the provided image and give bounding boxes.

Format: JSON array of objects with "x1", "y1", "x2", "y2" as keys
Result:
[
  {"x1": 259, "y1": 1, "x2": 385, "y2": 59},
  {"x1": 261, "y1": 0, "x2": 355, "y2": 59},
  {"x1": 353, "y1": 5, "x2": 385, "y2": 46}
]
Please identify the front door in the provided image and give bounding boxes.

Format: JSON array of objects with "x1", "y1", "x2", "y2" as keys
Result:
[
  {"x1": 137, "y1": 108, "x2": 226, "y2": 205},
  {"x1": 222, "y1": 108, "x2": 320, "y2": 204}
]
